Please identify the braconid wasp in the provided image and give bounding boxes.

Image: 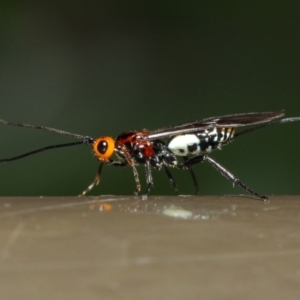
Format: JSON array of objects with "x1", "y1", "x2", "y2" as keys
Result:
[{"x1": 1, "y1": 110, "x2": 299, "y2": 200}]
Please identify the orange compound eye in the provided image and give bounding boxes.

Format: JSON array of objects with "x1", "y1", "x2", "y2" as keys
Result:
[{"x1": 93, "y1": 136, "x2": 115, "y2": 160}]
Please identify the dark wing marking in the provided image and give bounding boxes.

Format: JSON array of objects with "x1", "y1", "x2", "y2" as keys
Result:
[{"x1": 148, "y1": 111, "x2": 284, "y2": 140}]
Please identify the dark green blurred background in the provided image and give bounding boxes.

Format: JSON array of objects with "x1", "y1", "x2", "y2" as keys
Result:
[{"x1": 1, "y1": 1, "x2": 300, "y2": 196}]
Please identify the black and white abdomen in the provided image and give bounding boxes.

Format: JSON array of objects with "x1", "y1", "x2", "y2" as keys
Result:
[{"x1": 168, "y1": 127, "x2": 235, "y2": 156}]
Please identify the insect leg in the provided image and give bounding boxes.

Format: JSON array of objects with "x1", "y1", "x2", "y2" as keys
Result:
[
  {"x1": 179, "y1": 155, "x2": 206, "y2": 168},
  {"x1": 108, "y1": 160, "x2": 128, "y2": 167},
  {"x1": 80, "y1": 160, "x2": 128, "y2": 196},
  {"x1": 131, "y1": 164, "x2": 141, "y2": 196},
  {"x1": 183, "y1": 156, "x2": 199, "y2": 195},
  {"x1": 142, "y1": 159, "x2": 153, "y2": 199},
  {"x1": 116, "y1": 145, "x2": 141, "y2": 196},
  {"x1": 163, "y1": 166, "x2": 179, "y2": 194},
  {"x1": 179, "y1": 155, "x2": 267, "y2": 200},
  {"x1": 204, "y1": 156, "x2": 268, "y2": 200},
  {"x1": 80, "y1": 162, "x2": 105, "y2": 196}
]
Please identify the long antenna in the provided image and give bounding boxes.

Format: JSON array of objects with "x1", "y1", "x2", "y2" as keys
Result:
[
  {"x1": 0, "y1": 118, "x2": 95, "y2": 162},
  {"x1": 235, "y1": 116, "x2": 300, "y2": 138},
  {"x1": 0, "y1": 141, "x2": 91, "y2": 162},
  {"x1": 0, "y1": 119, "x2": 91, "y2": 141}
]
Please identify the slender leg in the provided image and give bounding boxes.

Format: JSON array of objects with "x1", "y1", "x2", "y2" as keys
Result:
[
  {"x1": 80, "y1": 160, "x2": 127, "y2": 196},
  {"x1": 163, "y1": 166, "x2": 179, "y2": 194},
  {"x1": 178, "y1": 155, "x2": 267, "y2": 200},
  {"x1": 80, "y1": 162, "x2": 104, "y2": 196},
  {"x1": 180, "y1": 155, "x2": 205, "y2": 168},
  {"x1": 204, "y1": 156, "x2": 267, "y2": 200},
  {"x1": 130, "y1": 164, "x2": 141, "y2": 196},
  {"x1": 108, "y1": 160, "x2": 128, "y2": 167},
  {"x1": 183, "y1": 156, "x2": 199, "y2": 195},
  {"x1": 142, "y1": 159, "x2": 153, "y2": 199},
  {"x1": 117, "y1": 145, "x2": 141, "y2": 196},
  {"x1": 109, "y1": 159, "x2": 143, "y2": 196}
]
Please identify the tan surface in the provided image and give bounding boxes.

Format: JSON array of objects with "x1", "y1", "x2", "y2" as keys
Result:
[{"x1": 0, "y1": 195, "x2": 300, "y2": 300}]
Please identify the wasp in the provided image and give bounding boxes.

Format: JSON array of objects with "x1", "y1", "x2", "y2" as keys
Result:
[{"x1": 0, "y1": 111, "x2": 299, "y2": 200}]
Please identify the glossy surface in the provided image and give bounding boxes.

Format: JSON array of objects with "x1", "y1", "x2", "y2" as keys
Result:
[{"x1": 1, "y1": 195, "x2": 300, "y2": 299}]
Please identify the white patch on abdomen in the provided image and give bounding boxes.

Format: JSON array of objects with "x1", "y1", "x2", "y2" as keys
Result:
[{"x1": 168, "y1": 134, "x2": 200, "y2": 156}]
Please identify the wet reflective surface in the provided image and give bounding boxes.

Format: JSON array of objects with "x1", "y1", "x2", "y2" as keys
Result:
[{"x1": 1, "y1": 195, "x2": 300, "y2": 299}]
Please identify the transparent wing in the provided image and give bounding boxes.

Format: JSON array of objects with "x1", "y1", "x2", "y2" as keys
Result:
[{"x1": 148, "y1": 111, "x2": 284, "y2": 140}]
